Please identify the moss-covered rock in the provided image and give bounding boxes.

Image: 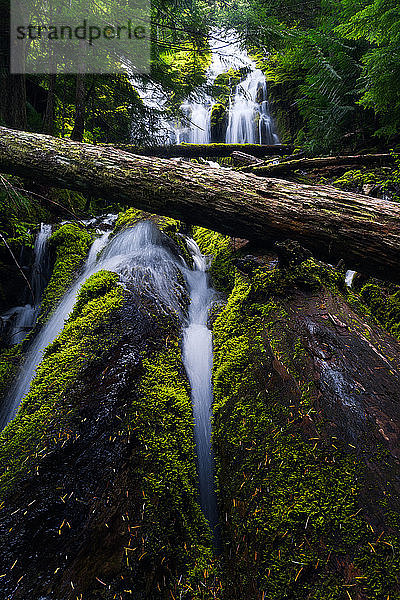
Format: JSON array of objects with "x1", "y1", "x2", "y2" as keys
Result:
[
  {"x1": 0, "y1": 270, "x2": 124, "y2": 495},
  {"x1": 210, "y1": 103, "x2": 228, "y2": 143},
  {"x1": 38, "y1": 223, "x2": 92, "y2": 322},
  {"x1": 212, "y1": 264, "x2": 400, "y2": 599},
  {"x1": 193, "y1": 226, "x2": 236, "y2": 293},
  {"x1": 0, "y1": 222, "x2": 219, "y2": 598},
  {"x1": 211, "y1": 68, "x2": 249, "y2": 105}
]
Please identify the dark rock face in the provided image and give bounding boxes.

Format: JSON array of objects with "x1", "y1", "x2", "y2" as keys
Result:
[
  {"x1": 274, "y1": 239, "x2": 313, "y2": 268},
  {"x1": 233, "y1": 254, "x2": 264, "y2": 275}
]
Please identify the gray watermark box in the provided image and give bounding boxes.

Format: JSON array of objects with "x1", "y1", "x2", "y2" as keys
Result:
[{"x1": 10, "y1": 0, "x2": 150, "y2": 74}]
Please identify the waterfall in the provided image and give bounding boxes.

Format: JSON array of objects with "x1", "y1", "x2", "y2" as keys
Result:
[
  {"x1": 226, "y1": 70, "x2": 280, "y2": 144},
  {"x1": 32, "y1": 224, "x2": 52, "y2": 305},
  {"x1": 345, "y1": 270, "x2": 357, "y2": 288},
  {"x1": 182, "y1": 239, "x2": 218, "y2": 533},
  {"x1": 174, "y1": 31, "x2": 279, "y2": 145},
  {"x1": 2, "y1": 224, "x2": 52, "y2": 346}
]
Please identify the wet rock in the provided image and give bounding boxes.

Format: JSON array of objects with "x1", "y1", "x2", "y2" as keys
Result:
[
  {"x1": 233, "y1": 254, "x2": 264, "y2": 275},
  {"x1": 274, "y1": 239, "x2": 312, "y2": 268}
]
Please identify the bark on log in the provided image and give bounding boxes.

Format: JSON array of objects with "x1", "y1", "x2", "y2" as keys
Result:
[
  {"x1": 231, "y1": 151, "x2": 264, "y2": 167},
  {"x1": 105, "y1": 142, "x2": 293, "y2": 158},
  {"x1": 249, "y1": 153, "x2": 395, "y2": 176},
  {"x1": 1, "y1": 127, "x2": 400, "y2": 282}
]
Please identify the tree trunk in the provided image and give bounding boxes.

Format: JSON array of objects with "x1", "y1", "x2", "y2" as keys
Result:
[
  {"x1": 0, "y1": 1, "x2": 27, "y2": 130},
  {"x1": 249, "y1": 153, "x2": 395, "y2": 176},
  {"x1": 71, "y1": 73, "x2": 85, "y2": 142},
  {"x1": 0, "y1": 127, "x2": 400, "y2": 282},
  {"x1": 42, "y1": 74, "x2": 56, "y2": 135},
  {"x1": 106, "y1": 142, "x2": 293, "y2": 158}
]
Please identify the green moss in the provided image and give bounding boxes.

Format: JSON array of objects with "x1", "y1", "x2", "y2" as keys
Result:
[
  {"x1": 0, "y1": 345, "x2": 23, "y2": 401},
  {"x1": 68, "y1": 270, "x2": 119, "y2": 321},
  {"x1": 115, "y1": 207, "x2": 184, "y2": 235},
  {"x1": 193, "y1": 227, "x2": 236, "y2": 293},
  {"x1": 333, "y1": 169, "x2": 379, "y2": 193},
  {"x1": 212, "y1": 68, "x2": 249, "y2": 104},
  {"x1": 0, "y1": 271, "x2": 124, "y2": 496},
  {"x1": 359, "y1": 283, "x2": 400, "y2": 339},
  {"x1": 39, "y1": 223, "x2": 92, "y2": 322},
  {"x1": 212, "y1": 270, "x2": 400, "y2": 599}
]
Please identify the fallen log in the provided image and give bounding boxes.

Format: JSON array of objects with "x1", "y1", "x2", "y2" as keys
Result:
[
  {"x1": 0, "y1": 127, "x2": 400, "y2": 282},
  {"x1": 231, "y1": 151, "x2": 264, "y2": 167},
  {"x1": 249, "y1": 153, "x2": 395, "y2": 176},
  {"x1": 105, "y1": 142, "x2": 293, "y2": 158}
]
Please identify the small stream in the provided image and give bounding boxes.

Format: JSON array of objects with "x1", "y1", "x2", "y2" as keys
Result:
[
  {"x1": 1, "y1": 224, "x2": 52, "y2": 346},
  {"x1": 182, "y1": 239, "x2": 218, "y2": 533}
]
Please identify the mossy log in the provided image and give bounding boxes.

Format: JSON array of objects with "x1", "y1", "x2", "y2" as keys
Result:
[
  {"x1": 1, "y1": 127, "x2": 400, "y2": 282},
  {"x1": 249, "y1": 153, "x2": 395, "y2": 176},
  {"x1": 104, "y1": 142, "x2": 293, "y2": 158}
]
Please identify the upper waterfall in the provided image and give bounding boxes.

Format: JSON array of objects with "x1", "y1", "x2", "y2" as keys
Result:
[{"x1": 174, "y1": 31, "x2": 279, "y2": 145}]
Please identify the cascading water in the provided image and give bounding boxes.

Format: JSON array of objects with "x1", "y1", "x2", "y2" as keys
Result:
[
  {"x1": 1, "y1": 220, "x2": 219, "y2": 539},
  {"x1": 225, "y1": 70, "x2": 279, "y2": 144},
  {"x1": 345, "y1": 270, "x2": 357, "y2": 288},
  {"x1": 2, "y1": 224, "x2": 52, "y2": 346},
  {"x1": 182, "y1": 239, "x2": 218, "y2": 533},
  {"x1": 0, "y1": 221, "x2": 190, "y2": 429},
  {"x1": 174, "y1": 31, "x2": 279, "y2": 145}
]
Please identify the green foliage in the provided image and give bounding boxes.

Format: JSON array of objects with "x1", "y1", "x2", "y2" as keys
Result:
[
  {"x1": 333, "y1": 168, "x2": 380, "y2": 192},
  {"x1": 360, "y1": 283, "x2": 400, "y2": 339},
  {"x1": 0, "y1": 175, "x2": 45, "y2": 243},
  {"x1": 39, "y1": 223, "x2": 92, "y2": 321},
  {"x1": 217, "y1": 0, "x2": 400, "y2": 151},
  {"x1": 336, "y1": 0, "x2": 400, "y2": 138}
]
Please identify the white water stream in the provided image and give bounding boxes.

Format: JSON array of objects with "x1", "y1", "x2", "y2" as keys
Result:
[
  {"x1": 182, "y1": 239, "x2": 218, "y2": 531},
  {"x1": 2, "y1": 224, "x2": 52, "y2": 346},
  {"x1": 175, "y1": 31, "x2": 279, "y2": 145}
]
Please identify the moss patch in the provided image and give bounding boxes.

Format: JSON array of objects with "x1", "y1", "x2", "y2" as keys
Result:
[
  {"x1": 359, "y1": 283, "x2": 400, "y2": 339},
  {"x1": 0, "y1": 345, "x2": 23, "y2": 403},
  {"x1": 193, "y1": 227, "x2": 236, "y2": 293},
  {"x1": 38, "y1": 223, "x2": 92, "y2": 322}
]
